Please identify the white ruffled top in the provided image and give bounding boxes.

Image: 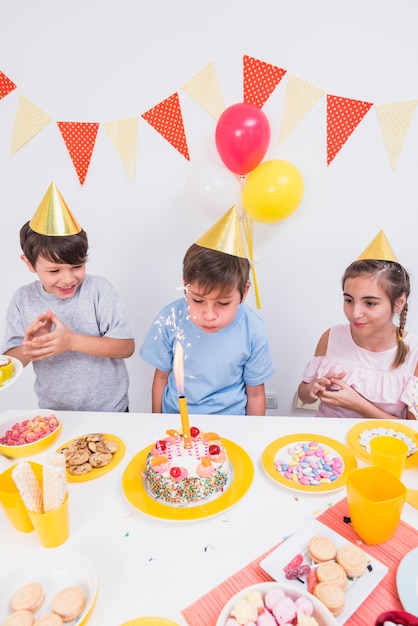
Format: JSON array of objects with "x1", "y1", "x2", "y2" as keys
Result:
[{"x1": 301, "y1": 324, "x2": 418, "y2": 419}]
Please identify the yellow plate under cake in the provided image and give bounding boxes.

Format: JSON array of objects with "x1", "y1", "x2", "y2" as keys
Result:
[
  {"x1": 122, "y1": 438, "x2": 254, "y2": 521},
  {"x1": 57, "y1": 433, "x2": 126, "y2": 482}
]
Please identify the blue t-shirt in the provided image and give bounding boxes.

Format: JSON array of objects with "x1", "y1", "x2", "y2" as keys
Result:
[{"x1": 139, "y1": 297, "x2": 275, "y2": 415}]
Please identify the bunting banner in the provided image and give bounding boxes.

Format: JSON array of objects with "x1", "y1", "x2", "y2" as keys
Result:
[
  {"x1": 278, "y1": 75, "x2": 325, "y2": 145},
  {"x1": 327, "y1": 95, "x2": 373, "y2": 166},
  {"x1": 103, "y1": 116, "x2": 138, "y2": 181},
  {"x1": 11, "y1": 95, "x2": 51, "y2": 156},
  {"x1": 182, "y1": 62, "x2": 225, "y2": 120},
  {"x1": 0, "y1": 71, "x2": 16, "y2": 99},
  {"x1": 142, "y1": 92, "x2": 190, "y2": 160},
  {"x1": 243, "y1": 55, "x2": 286, "y2": 108},
  {"x1": 57, "y1": 121, "x2": 99, "y2": 185},
  {"x1": 375, "y1": 100, "x2": 418, "y2": 171},
  {"x1": 3, "y1": 57, "x2": 418, "y2": 179}
]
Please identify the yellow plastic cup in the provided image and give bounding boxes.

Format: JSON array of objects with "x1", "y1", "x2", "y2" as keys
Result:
[
  {"x1": 0, "y1": 461, "x2": 42, "y2": 532},
  {"x1": 28, "y1": 493, "x2": 69, "y2": 548},
  {"x1": 370, "y1": 435, "x2": 408, "y2": 479},
  {"x1": 346, "y1": 466, "x2": 406, "y2": 544}
]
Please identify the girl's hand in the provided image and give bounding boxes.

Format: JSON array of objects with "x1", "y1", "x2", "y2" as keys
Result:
[{"x1": 319, "y1": 378, "x2": 359, "y2": 408}]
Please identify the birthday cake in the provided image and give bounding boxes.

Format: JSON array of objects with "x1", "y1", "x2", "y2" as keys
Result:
[{"x1": 144, "y1": 426, "x2": 231, "y2": 506}]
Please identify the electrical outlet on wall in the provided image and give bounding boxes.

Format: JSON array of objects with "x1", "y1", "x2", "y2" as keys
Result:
[
  {"x1": 265, "y1": 392, "x2": 278, "y2": 409},
  {"x1": 294, "y1": 393, "x2": 320, "y2": 411}
]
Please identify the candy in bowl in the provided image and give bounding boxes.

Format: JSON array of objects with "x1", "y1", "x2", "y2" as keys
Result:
[
  {"x1": 0, "y1": 410, "x2": 62, "y2": 458},
  {"x1": 216, "y1": 582, "x2": 338, "y2": 626}
]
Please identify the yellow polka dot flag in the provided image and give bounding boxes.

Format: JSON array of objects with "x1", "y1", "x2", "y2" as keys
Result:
[
  {"x1": 142, "y1": 92, "x2": 190, "y2": 160},
  {"x1": 103, "y1": 116, "x2": 138, "y2": 181},
  {"x1": 375, "y1": 100, "x2": 418, "y2": 171},
  {"x1": 182, "y1": 62, "x2": 225, "y2": 120},
  {"x1": 278, "y1": 75, "x2": 325, "y2": 145},
  {"x1": 0, "y1": 71, "x2": 16, "y2": 99},
  {"x1": 243, "y1": 55, "x2": 286, "y2": 108},
  {"x1": 327, "y1": 95, "x2": 373, "y2": 165},
  {"x1": 57, "y1": 121, "x2": 99, "y2": 185},
  {"x1": 11, "y1": 95, "x2": 51, "y2": 156}
]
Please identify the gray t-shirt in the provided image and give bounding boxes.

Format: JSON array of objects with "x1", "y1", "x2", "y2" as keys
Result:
[{"x1": 2, "y1": 274, "x2": 133, "y2": 412}]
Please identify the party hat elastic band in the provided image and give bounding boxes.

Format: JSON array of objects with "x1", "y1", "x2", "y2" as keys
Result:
[
  {"x1": 357, "y1": 230, "x2": 398, "y2": 262},
  {"x1": 195, "y1": 206, "x2": 247, "y2": 259},
  {"x1": 29, "y1": 182, "x2": 82, "y2": 236}
]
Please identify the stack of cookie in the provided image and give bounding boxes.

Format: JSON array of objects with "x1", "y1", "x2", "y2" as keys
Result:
[{"x1": 58, "y1": 433, "x2": 119, "y2": 476}]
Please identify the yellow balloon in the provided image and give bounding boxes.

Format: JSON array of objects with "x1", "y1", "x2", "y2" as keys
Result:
[{"x1": 242, "y1": 159, "x2": 304, "y2": 223}]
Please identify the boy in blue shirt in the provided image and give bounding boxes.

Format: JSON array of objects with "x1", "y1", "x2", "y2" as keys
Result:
[{"x1": 140, "y1": 207, "x2": 275, "y2": 415}]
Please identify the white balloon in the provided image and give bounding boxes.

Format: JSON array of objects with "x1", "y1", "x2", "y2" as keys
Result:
[{"x1": 186, "y1": 163, "x2": 242, "y2": 216}]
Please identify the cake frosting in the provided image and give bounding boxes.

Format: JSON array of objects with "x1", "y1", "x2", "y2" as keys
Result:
[{"x1": 144, "y1": 427, "x2": 230, "y2": 505}]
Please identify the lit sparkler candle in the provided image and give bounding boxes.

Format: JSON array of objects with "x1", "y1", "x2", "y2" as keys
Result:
[{"x1": 173, "y1": 341, "x2": 191, "y2": 444}]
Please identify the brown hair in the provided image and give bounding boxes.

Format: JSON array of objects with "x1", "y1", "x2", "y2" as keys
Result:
[
  {"x1": 183, "y1": 243, "x2": 250, "y2": 300},
  {"x1": 342, "y1": 259, "x2": 410, "y2": 368},
  {"x1": 20, "y1": 221, "x2": 89, "y2": 267}
]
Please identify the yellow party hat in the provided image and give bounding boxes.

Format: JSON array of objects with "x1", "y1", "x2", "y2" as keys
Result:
[
  {"x1": 195, "y1": 206, "x2": 247, "y2": 258},
  {"x1": 357, "y1": 230, "x2": 398, "y2": 262},
  {"x1": 29, "y1": 183, "x2": 82, "y2": 236}
]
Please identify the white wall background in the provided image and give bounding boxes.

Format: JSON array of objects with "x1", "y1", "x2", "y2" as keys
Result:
[{"x1": 1, "y1": 0, "x2": 418, "y2": 415}]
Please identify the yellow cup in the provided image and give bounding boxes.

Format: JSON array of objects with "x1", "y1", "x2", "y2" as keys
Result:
[
  {"x1": 0, "y1": 461, "x2": 42, "y2": 532},
  {"x1": 346, "y1": 466, "x2": 406, "y2": 544},
  {"x1": 28, "y1": 493, "x2": 69, "y2": 548},
  {"x1": 370, "y1": 435, "x2": 408, "y2": 479}
]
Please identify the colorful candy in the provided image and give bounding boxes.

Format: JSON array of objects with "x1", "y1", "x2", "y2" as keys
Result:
[
  {"x1": 0, "y1": 415, "x2": 60, "y2": 446},
  {"x1": 274, "y1": 441, "x2": 344, "y2": 487}
]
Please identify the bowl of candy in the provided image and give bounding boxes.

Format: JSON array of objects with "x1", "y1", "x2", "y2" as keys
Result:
[
  {"x1": 216, "y1": 582, "x2": 338, "y2": 626},
  {"x1": 0, "y1": 410, "x2": 62, "y2": 458}
]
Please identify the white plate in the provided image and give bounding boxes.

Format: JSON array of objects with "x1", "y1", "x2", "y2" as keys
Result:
[
  {"x1": 216, "y1": 581, "x2": 338, "y2": 626},
  {"x1": 0, "y1": 549, "x2": 98, "y2": 625},
  {"x1": 259, "y1": 519, "x2": 388, "y2": 625},
  {"x1": 0, "y1": 356, "x2": 23, "y2": 393},
  {"x1": 396, "y1": 547, "x2": 418, "y2": 614}
]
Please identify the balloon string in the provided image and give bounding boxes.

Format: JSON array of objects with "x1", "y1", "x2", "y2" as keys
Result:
[{"x1": 242, "y1": 216, "x2": 261, "y2": 309}]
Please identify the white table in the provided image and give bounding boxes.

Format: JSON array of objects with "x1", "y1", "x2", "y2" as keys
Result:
[{"x1": 0, "y1": 413, "x2": 417, "y2": 625}]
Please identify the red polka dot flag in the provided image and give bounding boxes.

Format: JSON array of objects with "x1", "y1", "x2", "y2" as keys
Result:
[
  {"x1": 0, "y1": 71, "x2": 17, "y2": 99},
  {"x1": 142, "y1": 92, "x2": 190, "y2": 160},
  {"x1": 243, "y1": 55, "x2": 286, "y2": 108},
  {"x1": 57, "y1": 121, "x2": 99, "y2": 185},
  {"x1": 327, "y1": 95, "x2": 373, "y2": 165}
]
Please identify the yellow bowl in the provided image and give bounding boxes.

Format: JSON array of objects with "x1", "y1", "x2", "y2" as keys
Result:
[{"x1": 0, "y1": 410, "x2": 62, "y2": 458}]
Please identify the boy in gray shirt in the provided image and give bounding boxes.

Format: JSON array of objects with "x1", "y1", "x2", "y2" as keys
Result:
[{"x1": 1, "y1": 183, "x2": 135, "y2": 412}]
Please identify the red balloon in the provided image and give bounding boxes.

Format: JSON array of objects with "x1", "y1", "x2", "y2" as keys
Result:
[{"x1": 215, "y1": 103, "x2": 271, "y2": 175}]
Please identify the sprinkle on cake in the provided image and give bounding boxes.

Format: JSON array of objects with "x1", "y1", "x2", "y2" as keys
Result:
[{"x1": 144, "y1": 426, "x2": 230, "y2": 506}]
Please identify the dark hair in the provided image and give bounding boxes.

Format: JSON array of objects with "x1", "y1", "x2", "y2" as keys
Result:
[
  {"x1": 20, "y1": 221, "x2": 89, "y2": 267},
  {"x1": 183, "y1": 243, "x2": 250, "y2": 300},
  {"x1": 342, "y1": 259, "x2": 410, "y2": 368}
]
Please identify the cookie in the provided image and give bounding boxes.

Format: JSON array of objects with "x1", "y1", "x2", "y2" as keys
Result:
[
  {"x1": 88, "y1": 451, "x2": 113, "y2": 467},
  {"x1": 3, "y1": 610, "x2": 35, "y2": 626},
  {"x1": 95, "y1": 439, "x2": 119, "y2": 454},
  {"x1": 85, "y1": 433, "x2": 104, "y2": 442},
  {"x1": 11, "y1": 583, "x2": 45, "y2": 612},
  {"x1": 68, "y1": 462, "x2": 93, "y2": 475},
  {"x1": 307, "y1": 535, "x2": 337, "y2": 562},
  {"x1": 336, "y1": 543, "x2": 368, "y2": 578},
  {"x1": 313, "y1": 582, "x2": 345, "y2": 616},
  {"x1": 52, "y1": 586, "x2": 85, "y2": 622},
  {"x1": 34, "y1": 615, "x2": 64, "y2": 626},
  {"x1": 66, "y1": 448, "x2": 90, "y2": 466},
  {"x1": 316, "y1": 561, "x2": 348, "y2": 589}
]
